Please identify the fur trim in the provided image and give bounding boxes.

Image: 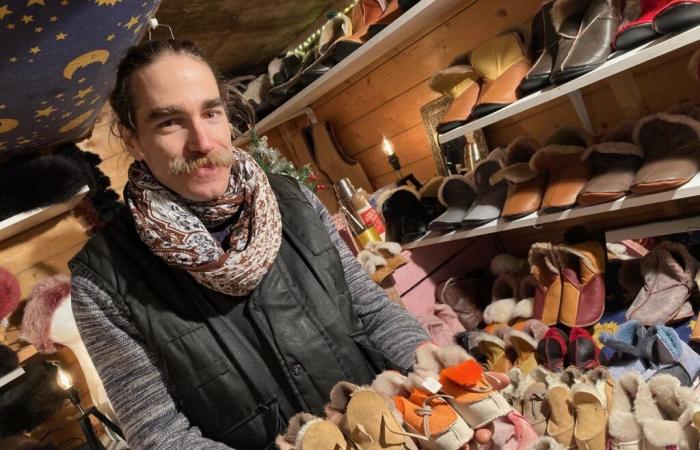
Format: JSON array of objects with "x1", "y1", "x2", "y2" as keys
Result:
[
  {"x1": 414, "y1": 343, "x2": 444, "y2": 378},
  {"x1": 571, "y1": 381, "x2": 606, "y2": 407},
  {"x1": 484, "y1": 298, "x2": 517, "y2": 324},
  {"x1": 654, "y1": 324, "x2": 682, "y2": 362},
  {"x1": 581, "y1": 142, "x2": 644, "y2": 160},
  {"x1": 544, "y1": 126, "x2": 594, "y2": 147},
  {"x1": 512, "y1": 298, "x2": 534, "y2": 319},
  {"x1": 328, "y1": 381, "x2": 359, "y2": 412},
  {"x1": 371, "y1": 371, "x2": 410, "y2": 398},
  {"x1": 509, "y1": 329, "x2": 539, "y2": 350},
  {"x1": 437, "y1": 174, "x2": 476, "y2": 207},
  {"x1": 429, "y1": 65, "x2": 478, "y2": 97},
  {"x1": 490, "y1": 254, "x2": 522, "y2": 276},
  {"x1": 436, "y1": 344, "x2": 473, "y2": 368},
  {"x1": 377, "y1": 185, "x2": 421, "y2": 219},
  {"x1": 490, "y1": 162, "x2": 539, "y2": 185},
  {"x1": 0, "y1": 267, "x2": 20, "y2": 321},
  {"x1": 647, "y1": 375, "x2": 693, "y2": 414},
  {"x1": 356, "y1": 250, "x2": 387, "y2": 275},
  {"x1": 633, "y1": 112, "x2": 700, "y2": 145},
  {"x1": 599, "y1": 320, "x2": 643, "y2": 357},
  {"x1": 528, "y1": 242, "x2": 559, "y2": 274},
  {"x1": 528, "y1": 436, "x2": 566, "y2": 450},
  {"x1": 530, "y1": 366, "x2": 561, "y2": 388},
  {"x1": 471, "y1": 331, "x2": 507, "y2": 350},
  {"x1": 505, "y1": 367, "x2": 535, "y2": 403},
  {"x1": 609, "y1": 374, "x2": 644, "y2": 443},
  {"x1": 560, "y1": 367, "x2": 582, "y2": 386},
  {"x1": 418, "y1": 176, "x2": 444, "y2": 198},
  {"x1": 506, "y1": 137, "x2": 540, "y2": 164},
  {"x1": 20, "y1": 274, "x2": 71, "y2": 353},
  {"x1": 530, "y1": 145, "x2": 586, "y2": 172},
  {"x1": 440, "y1": 359, "x2": 484, "y2": 387},
  {"x1": 584, "y1": 366, "x2": 609, "y2": 384},
  {"x1": 473, "y1": 146, "x2": 508, "y2": 174},
  {"x1": 557, "y1": 243, "x2": 601, "y2": 274},
  {"x1": 282, "y1": 412, "x2": 320, "y2": 448},
  {"x1": 365, "y1": 241, "x2": 402, "y2": 257},
  {"x1": 524, "y1": 319, "x2": 548, "y2": 342}
]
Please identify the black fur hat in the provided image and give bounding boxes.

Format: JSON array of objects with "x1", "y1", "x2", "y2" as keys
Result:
[
  {"x1": 0, "y1": 362, "x2": 66, "y2": 437},
  {"x1": 0, "y1": 344, "x2": 18, "y2": 377}
]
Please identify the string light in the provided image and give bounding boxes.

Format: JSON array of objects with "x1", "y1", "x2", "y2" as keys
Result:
[{"x1": 292, "y1": 0, "x2": 360, "y2": 55}]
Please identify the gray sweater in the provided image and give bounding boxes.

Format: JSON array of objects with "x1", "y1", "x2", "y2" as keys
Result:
[{"x1": 71, "y1": 187, "x2": 428, "y2": 450}]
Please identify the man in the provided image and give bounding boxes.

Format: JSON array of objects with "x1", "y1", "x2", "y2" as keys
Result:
[{"x1": 69, "y1": 39, "x2": 428, "y2": 450}]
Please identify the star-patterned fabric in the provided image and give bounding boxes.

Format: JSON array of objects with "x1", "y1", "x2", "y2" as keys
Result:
[{"x1": 0, "y1": 0, "x2": 161, "y2": 155}]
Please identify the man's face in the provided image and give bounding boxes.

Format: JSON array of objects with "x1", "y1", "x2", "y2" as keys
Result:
[{"x1": 124, "y1": 53, "x2": 233, "y2": 202}]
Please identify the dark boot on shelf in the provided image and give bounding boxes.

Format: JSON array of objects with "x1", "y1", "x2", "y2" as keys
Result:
[
  {"x1": 519, "y1": 1, "x2": 559, "y2": 95},
  {"x1": 652, "y1": 0, "x2": 700, "y2": 34},
  {"x1": 550, "y1": 0, "x2": 622, "y2": 84},
  {"x1": 614, "y1": 0, "x2": 666, "y2": 51}
]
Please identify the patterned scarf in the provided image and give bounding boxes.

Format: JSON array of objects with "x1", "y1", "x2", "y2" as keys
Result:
[{"x1": 126, "y1": 149, "x2": 282, "y2": 296}]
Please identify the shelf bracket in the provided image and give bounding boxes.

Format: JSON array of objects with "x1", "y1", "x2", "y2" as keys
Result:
[{"x1": 567, "y1": 89, "x2": 594, "y2": 135}]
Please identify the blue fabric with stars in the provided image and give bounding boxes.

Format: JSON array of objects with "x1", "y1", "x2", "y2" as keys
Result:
[{"x1": 0, "y1": 0, "x2": 161, "y2": 155}]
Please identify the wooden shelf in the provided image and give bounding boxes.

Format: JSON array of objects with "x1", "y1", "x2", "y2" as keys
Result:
[
  {"x1": 438, "y1": 24, "x2": 700, "y2": 144},
  {"x1": 0, "y1": 185, "x2": 89, "y2": 243},
  {"x1": 247, "y1": 0, "x2": 467, "y2": 137},
  {"x1": 403, "y1": 172, "x2": 700, "y2": 250}
]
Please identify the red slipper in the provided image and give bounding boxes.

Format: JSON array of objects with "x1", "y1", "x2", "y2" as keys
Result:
[{"x1": 614, "y1": 0, "x2": 669, "y2": 51}]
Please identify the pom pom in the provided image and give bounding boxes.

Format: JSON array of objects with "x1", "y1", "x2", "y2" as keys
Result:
[{"x1": 0, "y1": 267, "x2": 20, "y2": 321}]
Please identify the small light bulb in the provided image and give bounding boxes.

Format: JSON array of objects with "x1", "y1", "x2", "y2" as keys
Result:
[
  {"x1": 56, "y1": 366, "x2": 73, "y2": 390},
  {"x1": 381, "y1": 136, "x2": 395, "y2": 156}
]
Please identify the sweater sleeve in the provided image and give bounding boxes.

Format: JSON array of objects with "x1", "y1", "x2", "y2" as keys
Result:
[
  {"x1": 70, "y1": 270, "x2": 234, "y2": 450},
  {"x1": 300, "y1": 187, "x2": 429, "y2": 371}
]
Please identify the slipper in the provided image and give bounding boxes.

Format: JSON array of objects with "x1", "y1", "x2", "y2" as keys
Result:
[{"x1": 572, "y1": 383, "x2": 608, "y2": 450}]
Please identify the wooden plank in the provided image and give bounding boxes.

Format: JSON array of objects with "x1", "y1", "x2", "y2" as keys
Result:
[
  {"x1": 354, "y1": 123, "x2": 432, "y2": 179},
  {"x1": 335, "y1": 80, "x2": 439, "y2": 156},
  {"x1": 14, "y1": 242, "x2": 83, "y2": 298},
  {"x1": 372, "y1": 155, "x2": 437, "y2": 189}
]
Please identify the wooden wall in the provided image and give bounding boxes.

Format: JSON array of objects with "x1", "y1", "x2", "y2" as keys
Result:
[{"x1": 264, "y1": 0, "x2": 700, "y2": 205}]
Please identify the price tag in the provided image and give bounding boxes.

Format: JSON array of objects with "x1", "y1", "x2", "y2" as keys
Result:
[{"x1": 421, "y1": 377, "x2": 442, "y2": 394}]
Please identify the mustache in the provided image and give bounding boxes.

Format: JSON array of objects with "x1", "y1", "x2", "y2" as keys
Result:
[{"x1": 168, "y1": 151, "x2": 236, "y2": 176}]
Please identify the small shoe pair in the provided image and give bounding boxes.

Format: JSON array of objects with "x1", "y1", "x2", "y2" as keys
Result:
[
  {"x1": 435, "y1": 32, "x2": 533, "y2": 133},
  {"x1": 357, "y1": 241, "x2": 408, "y2": 284},
  {"x1": 609, "y1": 373, "x2": 700, "y2": 450},
  {"x1": 528, "y1": 239, "x2": 606, "y2": 328},
  {"x1": 537, "y1": 327, "x2": 600, "y2": 373},
  {"x1": 483, "y1": 270, "x2": 538, "y2": 333},
  {"x1": 277, "y1": 380, "x2": 420, "y2": 450},
  {"x1": 614, "y1": 0, "x2": 700, "y2": 51}
]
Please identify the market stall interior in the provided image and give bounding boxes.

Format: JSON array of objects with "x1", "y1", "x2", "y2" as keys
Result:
[{"x1": 2, "y1": 0, "x2": 700, "y2": 448}]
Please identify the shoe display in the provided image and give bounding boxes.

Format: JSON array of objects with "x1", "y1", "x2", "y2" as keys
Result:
[
  {"x1": 429, "y1": 174, "x2": 477, "y2": 231},
  {"x1": 470, "y1": 33, "x2": 533, "y2": 119},
  {"x1": 614, "y1": 0, "x2": 668, "y2": 50},
  {"x1": 461, "y1": 147, "x2": 509, "y2": 226}
]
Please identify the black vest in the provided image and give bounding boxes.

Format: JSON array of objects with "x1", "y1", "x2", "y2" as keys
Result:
[{"x1": 70, "y1": 175, "x2": 389, "y2": 449}]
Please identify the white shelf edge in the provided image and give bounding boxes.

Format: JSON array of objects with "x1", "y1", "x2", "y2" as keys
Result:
[
  {"x1": 0, "y1": 367, "x2": 25, "y2": 389},
  {"x1": 439, "y1": 24, "x2": 700, "y2": 144},
  {"x1": 0, "y1": 185, "x2": 89, "y2": 242},
  {"x1": 403, "y1": 172, "x2": 700, "y2": 250},
  {"x1": 251, "y1": 0, "x2": 466, "y2": 135}
]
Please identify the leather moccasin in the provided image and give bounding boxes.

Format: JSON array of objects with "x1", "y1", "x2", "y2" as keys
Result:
[
  {"x1": 614, "y1": 0, "x2": 667, "y2": 50},
  {"x1": 519, "y1": 2, "x2": 559, "y2": 95},
  {"x1": 470, "y1": 33, "x2": 533, "y2": 119},
  {"x1": 550, "y1": 0, "x2": 622, "y2": 84},
  {"x1": 529, "y1": 243, "x2": 563, "y2": 326},
  {"x1": 434, "y1": 67, "x2": 481, "y2": 135},
  {"x1": 631, "y1": 107, "x2": 700, "y2": 194},
  {"x1": 572, "y1": 382, "x2": 608, "y2": 450},
  {"x1": 625, "y1": 241, "x2": 697, "y2": 325},
  {"x1": 546, "y1": 383, "x2": 576, "y2": 449},
  {"x1": 379, "y1": 186, "x2": 428, "y2": 244},
  {"x1": 652, "y1": 0, "x2": 700, "y2": 34},
  {"x1": 490, "y1": 137, "x2": 546, "y2": 219},
  {"x1": 536, "y1": 327, "x2": 569, "y2": 373},
  {"x1": 557, "y1": 240, "x2": 606, "y2": 327},
  {"x1": 276, "y1": 412, "x2": 353, "y2": 450},
  {"x1": 567, "y1": 327, "x2": 601, "y2": 370},
  {"x1": 578, "y1": 121, "x2": 644, "y2": 206},
  {"x1": 437, "y1": 277, "x2": 485, "y2": 331},
  {"x1": 461, "y1": 147, "x2": 509, "y2": 226},
  {"x1": 331, "y1": 0, "x2": 386, "y2": 62},
  {"x1": 530, "y1": 126, "x2": 594, "y2": 212},
  {"x1": 429, "y1": 174, "x2": 477, "y2": 231}
]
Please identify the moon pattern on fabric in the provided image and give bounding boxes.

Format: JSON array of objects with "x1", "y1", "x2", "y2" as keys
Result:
[
  {"x1": 59, "y1": 110, "x2": 93, "y2": 133},
  {"x1": 0, "y1": 119, "x2": 19, "y2": 134},
  {"x1": 63, "y1": 50, "x2": 110, "y2": 80}
]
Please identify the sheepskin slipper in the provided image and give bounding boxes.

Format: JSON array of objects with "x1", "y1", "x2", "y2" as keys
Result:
[
  {"x1": 365, "y1": 241, "x2": 407, "y2": 271},
  {"x1": 625, "y1": 241, "x2": 697, "y2": 325},
  {"x1": 357, "y1": 249, "x2": 393, "y2": 284},
  {"x1": 20, "y1": 274, "x2": 71, "y2": 354},
  {"x1": 572, "y1": 382, "x2": 608, "y2": 450},
  {"x1": 566, "y1": 327, "x2": 600, "y2": 371},
  {"x1": 275, "y1": 412, "x2": 352, "y2": 450},
  {"x1": 461, "y1": 147, "x2": 509, "y2": 227},
  {"x1": 529, "y1": 243, "x2": 562, "y2": 326},
  {"x1": 419, "y1": 176, "x2": 448, "y2": 222},
  {"x1": 0, "y1": 267, "x2": 20, "y2": 323},
  {"x1": 378, "y1": 186, "x2": 428, "y2": 244},
  {"x1": 437, "y1": 277, "x2": 484, "y2": 331},
  {"x1": 599, "y1": 320, "x2": 648, "y2": 380},
  {"x1": 429, "y1": 175, "x2": 477, "y2": 231},
  {"x1": 536, "y1": 327, "x2": 568, "y2": 373},
  {"x1": 640, "y1": 324, "x2": 700, "y2": 386},
  {"x1": 545, "y1": 383, "x2": 576, "y2": 449},
  {"x1": 530, "y1": 127, "x2": 593, "y2": 212},
  {"x1": 578, "y1": 121, "x2": 644, "y2": 206},
  {"x1": 631, "y1": 110, "x2": 700, "y2": 194},
  {"x1": 467, "y1": 332, "x2": 513, "y2": 373},
  {"x1": 608, "y1": 373, "x2": 644, "y2": 450}
]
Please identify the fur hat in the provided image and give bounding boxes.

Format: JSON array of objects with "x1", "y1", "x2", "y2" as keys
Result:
[
  {"x1": 0, "y1": 344, "x2": 18, "y2": 377},
  {"x1": 0, "y1": 267, "x2": 21, "y2": 322},
  {"x1": 20, "y1": 275, "x2": 71, "y2": 354}
]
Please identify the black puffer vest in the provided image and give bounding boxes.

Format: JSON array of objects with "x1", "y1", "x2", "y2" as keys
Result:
[{"x1": 69, "y1": 175, "x2": 387, "y2": 449}]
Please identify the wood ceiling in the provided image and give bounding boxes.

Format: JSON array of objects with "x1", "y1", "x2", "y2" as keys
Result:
[{"x1": 152, "y1": 0, "x2": 350, "y2": 76}]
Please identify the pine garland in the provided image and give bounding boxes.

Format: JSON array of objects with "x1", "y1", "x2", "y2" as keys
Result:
[{"x1": 246, "y1": 130, "x2": 326, "y2": 192}]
